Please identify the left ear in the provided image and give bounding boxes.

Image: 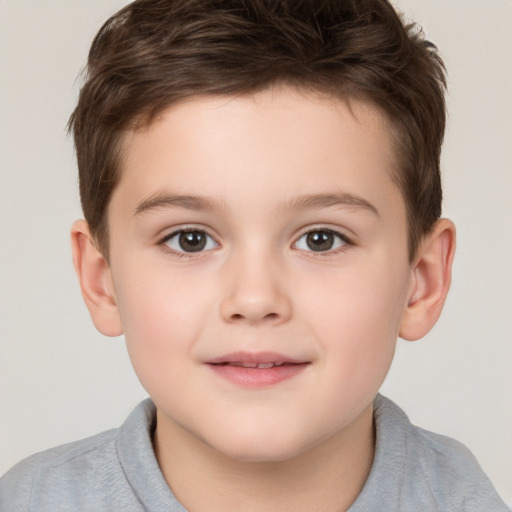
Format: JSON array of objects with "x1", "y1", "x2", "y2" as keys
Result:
[{"x1": 399, "y1": 218, "x2": 456, "y2": 341}]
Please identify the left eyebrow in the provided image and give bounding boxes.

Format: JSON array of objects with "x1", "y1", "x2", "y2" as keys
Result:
[
  {"x1": 134, "y1": 193, "x2": 225, "y2": 216},
  {"x1": 282, "y1": 192, "x2": 380, "y2": 216}
]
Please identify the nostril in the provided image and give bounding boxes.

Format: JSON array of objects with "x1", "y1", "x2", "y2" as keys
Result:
[{"x1": 229, "y1": 312, "x2": 280, "y2": 322}]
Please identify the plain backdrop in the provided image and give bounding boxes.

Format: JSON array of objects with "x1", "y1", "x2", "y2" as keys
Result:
[{"x1": 1, "y1": 0, "x2": 511, "y2": 505}]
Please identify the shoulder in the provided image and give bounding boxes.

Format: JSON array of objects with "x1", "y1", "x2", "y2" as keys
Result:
[
  {"x1": 408, "y1": 423, "x2": 507, "y2": 511},
  {"x1": 358, "y1": 395, "x2": 509, "y2": 512},
  {"x1": 0, "y1": 399, "x2": 158, "y2": 512},
  {"x1": 0, "y1": 428, "x2": 118, "y2": 511}
]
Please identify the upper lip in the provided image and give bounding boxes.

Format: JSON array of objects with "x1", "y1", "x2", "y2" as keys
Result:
[{"x1": 205, "y1": 351, "x2": 307, "y2": 366}]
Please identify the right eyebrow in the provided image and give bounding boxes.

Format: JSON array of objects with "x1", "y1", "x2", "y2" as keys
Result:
[{"x1": 134, "y1": 193, "x2": 225, "y2": 216}]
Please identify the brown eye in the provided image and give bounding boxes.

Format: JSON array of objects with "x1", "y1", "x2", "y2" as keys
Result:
[
  {"x1": 306, "y1": 231, "x2": 334, "y2": 251},
  {"x1": 295, "y1": 229, "x2": 348, "y2": 253},
  {"x1": 164, "y1": 230, "x2": 217, "y2": 253},
  {"x1": 179, "y1": 231, "x2": 207, "y2": 252}
]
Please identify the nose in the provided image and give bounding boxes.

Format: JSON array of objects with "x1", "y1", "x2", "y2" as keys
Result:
[{"x1": 219, "y1": 249, "x2": 292, "y2": 326}]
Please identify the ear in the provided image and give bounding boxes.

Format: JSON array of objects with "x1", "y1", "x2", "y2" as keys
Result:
[
  {"x1": 399, "y1": 218, "x2": 456, "y2": 341},
  {"x1": 71, "y1": 219, "x2": 123, "y2": 337}
]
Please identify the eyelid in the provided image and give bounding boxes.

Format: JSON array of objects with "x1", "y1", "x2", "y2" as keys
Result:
[
  {"x1": 158, "y1": 225, "x2": 220, "y2": 256},
  {"x1": 156, "y1": 224, "x2": 353, "y2": 258},
  {"x1": 292, "y1": 226, "x2": 353, "y2": 254}
]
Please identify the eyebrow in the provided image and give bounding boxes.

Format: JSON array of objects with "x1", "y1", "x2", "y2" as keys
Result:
[
  {"x1": 134, "y1": 194, "x2": 225, "y2": 216},
  {"x1": 283, "y1": 192, "x2": 379, "y2": 216},
  {"x1": 134, "y1": 191, "x2": 379, "y2": 216}
]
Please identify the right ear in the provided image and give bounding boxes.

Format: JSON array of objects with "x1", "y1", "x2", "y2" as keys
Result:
[{"x1": 70, "y1": 220, "x2": 123, "y2": 337}]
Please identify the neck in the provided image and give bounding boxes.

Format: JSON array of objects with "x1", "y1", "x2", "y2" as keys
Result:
[{"x1": 153, "y1": 404, "x2": 375, "y2": 512}]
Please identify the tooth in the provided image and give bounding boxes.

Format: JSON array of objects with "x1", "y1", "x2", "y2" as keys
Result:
[
  {"x1": 257, "y1": 363, "x2": 275, "y2": 369},
  {"x1": 241, "y1": 362, "x2": 258, "y2": 368}
]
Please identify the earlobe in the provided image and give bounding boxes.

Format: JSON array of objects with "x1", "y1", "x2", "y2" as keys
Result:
[
  {"x1": 70, "y1": 219, "x2": 123, "y2": 337},
  {"x1": 399, "y1": 219, "x2": 456, "y2": 341}
]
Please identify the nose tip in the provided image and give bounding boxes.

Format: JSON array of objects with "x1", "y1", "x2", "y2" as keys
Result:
[{"x1": 220, "y1": 261, "x2": 292, "y2": 326}]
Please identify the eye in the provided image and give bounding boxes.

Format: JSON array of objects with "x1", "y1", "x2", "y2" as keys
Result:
[
  {"x1": 294, "y1": 229, "x2": 349, "y2": 253},
  {"x1": 163, "y1": 229, "x2": 218, "y2": 253}
]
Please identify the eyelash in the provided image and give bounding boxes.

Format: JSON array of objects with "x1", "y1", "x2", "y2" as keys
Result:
[
  {"x1": 294, "y1": 228, "x2": 352, "y2": 258},
  {"x1": 159, "y1": 227, "x2": 218, "y2": 259},
  {"x1": 158, "y1": 227, "x2": 353, "y2": 259}
]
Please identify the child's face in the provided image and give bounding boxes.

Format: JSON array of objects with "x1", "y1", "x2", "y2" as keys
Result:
[{"x1": 106, "y1": 88, "x2": 413, "y2": 461}]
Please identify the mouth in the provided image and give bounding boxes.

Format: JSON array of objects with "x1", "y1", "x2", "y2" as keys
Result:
[
  {"x1": 205, "y1": 352, "x2": 310, "y2": 387},
  {"x1": 215, "y1": 361, "x2": 291, "y2": 369}
]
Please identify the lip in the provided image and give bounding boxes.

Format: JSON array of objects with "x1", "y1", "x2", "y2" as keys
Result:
[{"x1": 205, "y1": 351, "x2": 310, "y2": 387}]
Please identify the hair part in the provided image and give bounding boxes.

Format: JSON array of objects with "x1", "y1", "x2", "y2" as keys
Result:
[{"x1": 69, "y1": 0, "x2": 447, "y2": 261}]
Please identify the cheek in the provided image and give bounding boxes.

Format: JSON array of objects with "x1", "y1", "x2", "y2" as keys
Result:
[
  {"x1": 297, "y1": 256, "x2": 409, "y2": 383},
  {"x1": 112, "y1": 263, "x2": 214, "y2": 384},
  {"x1": 301, "y1": 260, "x2": 406, "y2": 332}
]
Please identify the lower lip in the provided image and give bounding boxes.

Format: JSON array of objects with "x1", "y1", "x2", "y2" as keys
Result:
[{"x1": 207, "y1": 363, "x2": 309, "y2": 387}]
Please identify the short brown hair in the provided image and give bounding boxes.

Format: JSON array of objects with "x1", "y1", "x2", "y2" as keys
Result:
[{"x1": 69, "y1": 0, "x2": 447, "y2": 260}]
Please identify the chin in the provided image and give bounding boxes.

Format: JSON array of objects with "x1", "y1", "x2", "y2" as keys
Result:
[{"x1": 203, "y1": 428, "x2": 319, "y2": 464}]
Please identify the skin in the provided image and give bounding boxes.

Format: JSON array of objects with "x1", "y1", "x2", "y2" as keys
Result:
[{"x1": 72, "y1": 87, "x2": 455, "y2": 511}]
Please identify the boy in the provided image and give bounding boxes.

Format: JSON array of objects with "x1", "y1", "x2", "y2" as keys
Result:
[{"x1": 0, "y1": 0, "x2": 508, "y2": 510}]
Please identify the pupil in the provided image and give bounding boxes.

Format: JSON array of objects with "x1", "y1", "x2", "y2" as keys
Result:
[
  {"x1": 306, "y1": 231, "x2": 334, "y2": 251},
  {"x1": 179, "y1": 231, "x2": 206, "y2": 252}
]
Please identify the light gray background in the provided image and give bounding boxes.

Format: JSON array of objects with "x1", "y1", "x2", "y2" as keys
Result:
[{"x1": 1, "y1": 0, "x2": 511, "y2": 505}]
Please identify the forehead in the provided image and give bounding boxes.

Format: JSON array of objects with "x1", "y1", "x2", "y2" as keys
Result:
[{"x1": 113, "y1": 88, "x2": 403, "y2": 218}]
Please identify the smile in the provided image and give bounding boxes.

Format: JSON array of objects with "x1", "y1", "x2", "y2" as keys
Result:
[
  {"x1": 206, "y1": 352, "x2": 310, "y2": 387},
  {"x1": 217, "y1": 361, "x2": 287, "y2": 368}
]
